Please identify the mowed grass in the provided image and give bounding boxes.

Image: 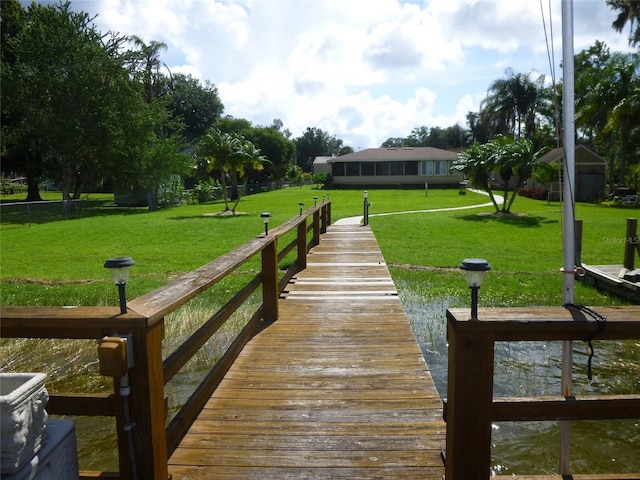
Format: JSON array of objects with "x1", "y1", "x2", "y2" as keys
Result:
[
  {"x1": 1, "y1": 186, "x2": 636, "y2": 307},
  {"x1": 372, "y1": 195, "x2": 635, "y2": 307}
]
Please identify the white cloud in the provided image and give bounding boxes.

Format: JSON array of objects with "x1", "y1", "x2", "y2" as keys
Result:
[{"x1": 80, "y1": 0, "x2": 635, "y2": 148}]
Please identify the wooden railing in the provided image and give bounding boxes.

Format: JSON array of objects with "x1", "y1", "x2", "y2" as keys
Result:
[
  {"x1": 444, "y1": 305, "x2": 640, "y2": 479},
  {"x1": 0, "y1": 201, "x2": 332, "y2": 480}
]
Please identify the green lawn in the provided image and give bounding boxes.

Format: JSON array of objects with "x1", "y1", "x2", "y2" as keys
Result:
[{"x1": 1, "y1": 187, "x2": 637, "y2": 307}]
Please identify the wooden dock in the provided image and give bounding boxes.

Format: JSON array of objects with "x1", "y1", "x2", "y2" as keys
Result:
[
  {"x1": 168, "y1": 225, "x2": 446, "y2": 479},
  {"x1": 580, "y1": 263, "x2": 640, "y2": 303}
]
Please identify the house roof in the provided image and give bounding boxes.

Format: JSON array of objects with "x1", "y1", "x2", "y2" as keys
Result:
[
  {"x1": 538, "y1": 145, "x2": 606, "y2": 165},
  {"x1": 313, "y1": 156, "x2": 335, "y2": 165},
  {"x1": 329, "y1": 147, "x2": 458, "y2": 162}
]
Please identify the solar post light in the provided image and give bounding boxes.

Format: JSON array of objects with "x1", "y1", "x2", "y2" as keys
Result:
[
  {"x1": 261, "y1": 212, "x2": 271, "y2": 235},
  {"x1": 314, "y1": 196, "x2": 318, "y2": 207},
  {"x1": 104, "y1": 257, "x2": 135, "y2": 315},
  {"x1": 363, "y1": 191, "x2": 369, "y2": 226},
  {"x1": 459, "y1": 258, "x2": 491, "y2": 320},
  {"x1": 298, "y1": 202, "x2": 304, "y2": 216}
]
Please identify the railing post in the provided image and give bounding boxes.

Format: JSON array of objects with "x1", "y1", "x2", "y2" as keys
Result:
[
  {"x1": 575, "y1": 219, "x2": 582, "y2": 266},
  {"x1": 445, "y1": 316, "x2": 495, "y2": 480},
  {"x1": 320, "y1": 201, "x2": 331, "y2": 233},
  {"x1": 624, "y1": 218, "x2": 637, "y2": 270},
  {"x1": 312, "y1": 210, "x2": 320, "y2": 247},
  {"x1": 297, "y1": 218, "x2": 307, "y2": 271},
  {"x1": 126, "y1": 321, "x2": 168, "y2": 480},
  {"x1": 326, "y1": 201, "x2": 331, "y2": 227},
  {"x1": 262, "y1": 237, "x2": 279, "y2": 323}
]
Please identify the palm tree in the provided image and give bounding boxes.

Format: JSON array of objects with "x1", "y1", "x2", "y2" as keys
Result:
[
  {"x1": 608, "y1": 0, "x2": 640, "y2": 46},
  {"x1": 453, "y1": 136, "x2": 544, "y2": 213},
  {"x1": 452, "y1": 142, "x2": 501, "y2": 213},
  {"x1": 480, "y1": 69, "x2": 548, "y2": 140},
  {"x1": 228, "y1": 139, "x2": 267, "y2": 214},
  {"x1": 128, "y1": 36, "x2": 169, "y2": 103},
  {"x1": 196, "y1": 128, "x2": 235, "y2": 211}
]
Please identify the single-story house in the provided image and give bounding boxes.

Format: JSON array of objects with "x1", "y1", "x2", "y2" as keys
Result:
[
  {"x1": 316, "y1": 147, "x2": 463, "y2": 187},
  {"x1": 534, "y1": 145, "x2": 607, "y2": 201}
]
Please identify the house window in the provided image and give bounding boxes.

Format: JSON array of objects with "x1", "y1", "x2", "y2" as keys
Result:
[
  {"x1": 346, "y1": 162, "x2": 359, "y2": 176},
  {"x1": 390, "y1": 161, "x2": 404, "y2": 175},
  {"x1": 361, "y1": 162, "x2": 375, "y2": 176},
  {"x1": 376, "y1": 162, "x2": 389, "y2": 176},
  {"x1": 405, "y1": 161, "x2": 418, "y2": 175},
  {"x1": 332, "y1": 162, "x2": 345, "y2": 177},
  {"x1": 421, "y1": 160, "x2": 451, "y2": 176}
]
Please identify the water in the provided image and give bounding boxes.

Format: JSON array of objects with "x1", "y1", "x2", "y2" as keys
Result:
[{"x1": 402, "y1": 287, "x2": 640, "y2": 475}]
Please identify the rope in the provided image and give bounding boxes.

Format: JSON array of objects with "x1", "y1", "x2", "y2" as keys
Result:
[{"x1": 563, "y1": 303, "x2": 608, "y2": 381}]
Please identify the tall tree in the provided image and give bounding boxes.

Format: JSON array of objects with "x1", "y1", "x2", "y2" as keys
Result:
[
  {"x1": 1, "y1": 1, "x2": 142, "y2": 203},
  {"x1": 480, "y1": 69, "x2": 548, "y2": 140},
  {"x1": 127, "y1": 36, "x2": 169, "y2": 103},
  {"x1": 243, "y1": 125, "x2": 296, "y2": 184},
  {"x1": 294, "y1": 127, "x2": 345, "y2": 172},
  {"x1": 157, "y1": 73, "x2": 224, "y2": 143},
  {"x1": 575, "y1": 42, "x2": 640, "y2": 186},
  {"x1": 608, "y1": 0, "x2": 640, "y2": 46}
]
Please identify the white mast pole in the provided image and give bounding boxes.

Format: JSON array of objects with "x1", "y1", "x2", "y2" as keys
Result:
[{"x1": 560, "y1": 0, "x2": 575, "y2": 475}]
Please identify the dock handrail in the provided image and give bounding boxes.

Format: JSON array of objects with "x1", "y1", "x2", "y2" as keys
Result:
[
  {"x1": 444, "y1": 305, "x2": 640, "y2": 479},
  {"x1": 0, "y1": 201, "x2": 331, "y2": 480}
]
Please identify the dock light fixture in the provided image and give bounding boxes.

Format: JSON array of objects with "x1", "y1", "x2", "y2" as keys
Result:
[
  {"x1": 261, "y1": 212, "x2": 271, "y2": 235},
  {"x1": 314, "y1": 196, "x2": 318, "y2": 207},
  {"x1": 298, "y1": 202, "x2": 304, "y2": 216},
  {"x1": 363, "y1": 191, "x2": 370, "y2": 226},
  {"x1": 459, "y1": 258, "x2": 491, "y2": 320},
  {"x1": 104, "y1": 257, "x2": 135, "y2": 315}
]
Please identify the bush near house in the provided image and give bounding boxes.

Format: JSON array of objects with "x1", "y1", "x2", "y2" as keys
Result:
[{"x1": 518, "y1": 187, "x2": 548, "y2": 200}]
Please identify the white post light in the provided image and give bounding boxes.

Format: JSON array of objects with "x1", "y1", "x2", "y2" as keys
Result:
[{"x1": 459, "y1": 258, "x2": 491, "y2": 320}]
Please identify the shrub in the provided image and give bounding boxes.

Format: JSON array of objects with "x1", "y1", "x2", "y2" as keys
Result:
[{"x1": 312, "y1": 172, "x2": 332, "y2": 188}]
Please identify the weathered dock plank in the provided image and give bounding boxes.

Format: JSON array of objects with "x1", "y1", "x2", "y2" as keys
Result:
[{"x1": 168, "y1": 225, "x2": 445, "y2": 479}]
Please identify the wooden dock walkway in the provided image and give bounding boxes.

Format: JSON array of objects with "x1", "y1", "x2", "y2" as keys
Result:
[{"x1": 168, "y1": 224, "x2": 446, "y2": 479}]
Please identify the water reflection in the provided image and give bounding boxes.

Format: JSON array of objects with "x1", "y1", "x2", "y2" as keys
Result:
[{"x1": 399, "y1": 283, "x2": 640, "y2": 475}]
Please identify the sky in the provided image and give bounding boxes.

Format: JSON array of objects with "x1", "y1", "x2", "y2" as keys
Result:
[{"x1": 67, "y1": 0, "x2": 635, "y2": 149}]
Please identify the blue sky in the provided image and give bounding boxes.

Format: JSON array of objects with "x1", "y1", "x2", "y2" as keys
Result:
[{"x1": 64, "y1": 0, "x2": 636, "y2": 148}]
